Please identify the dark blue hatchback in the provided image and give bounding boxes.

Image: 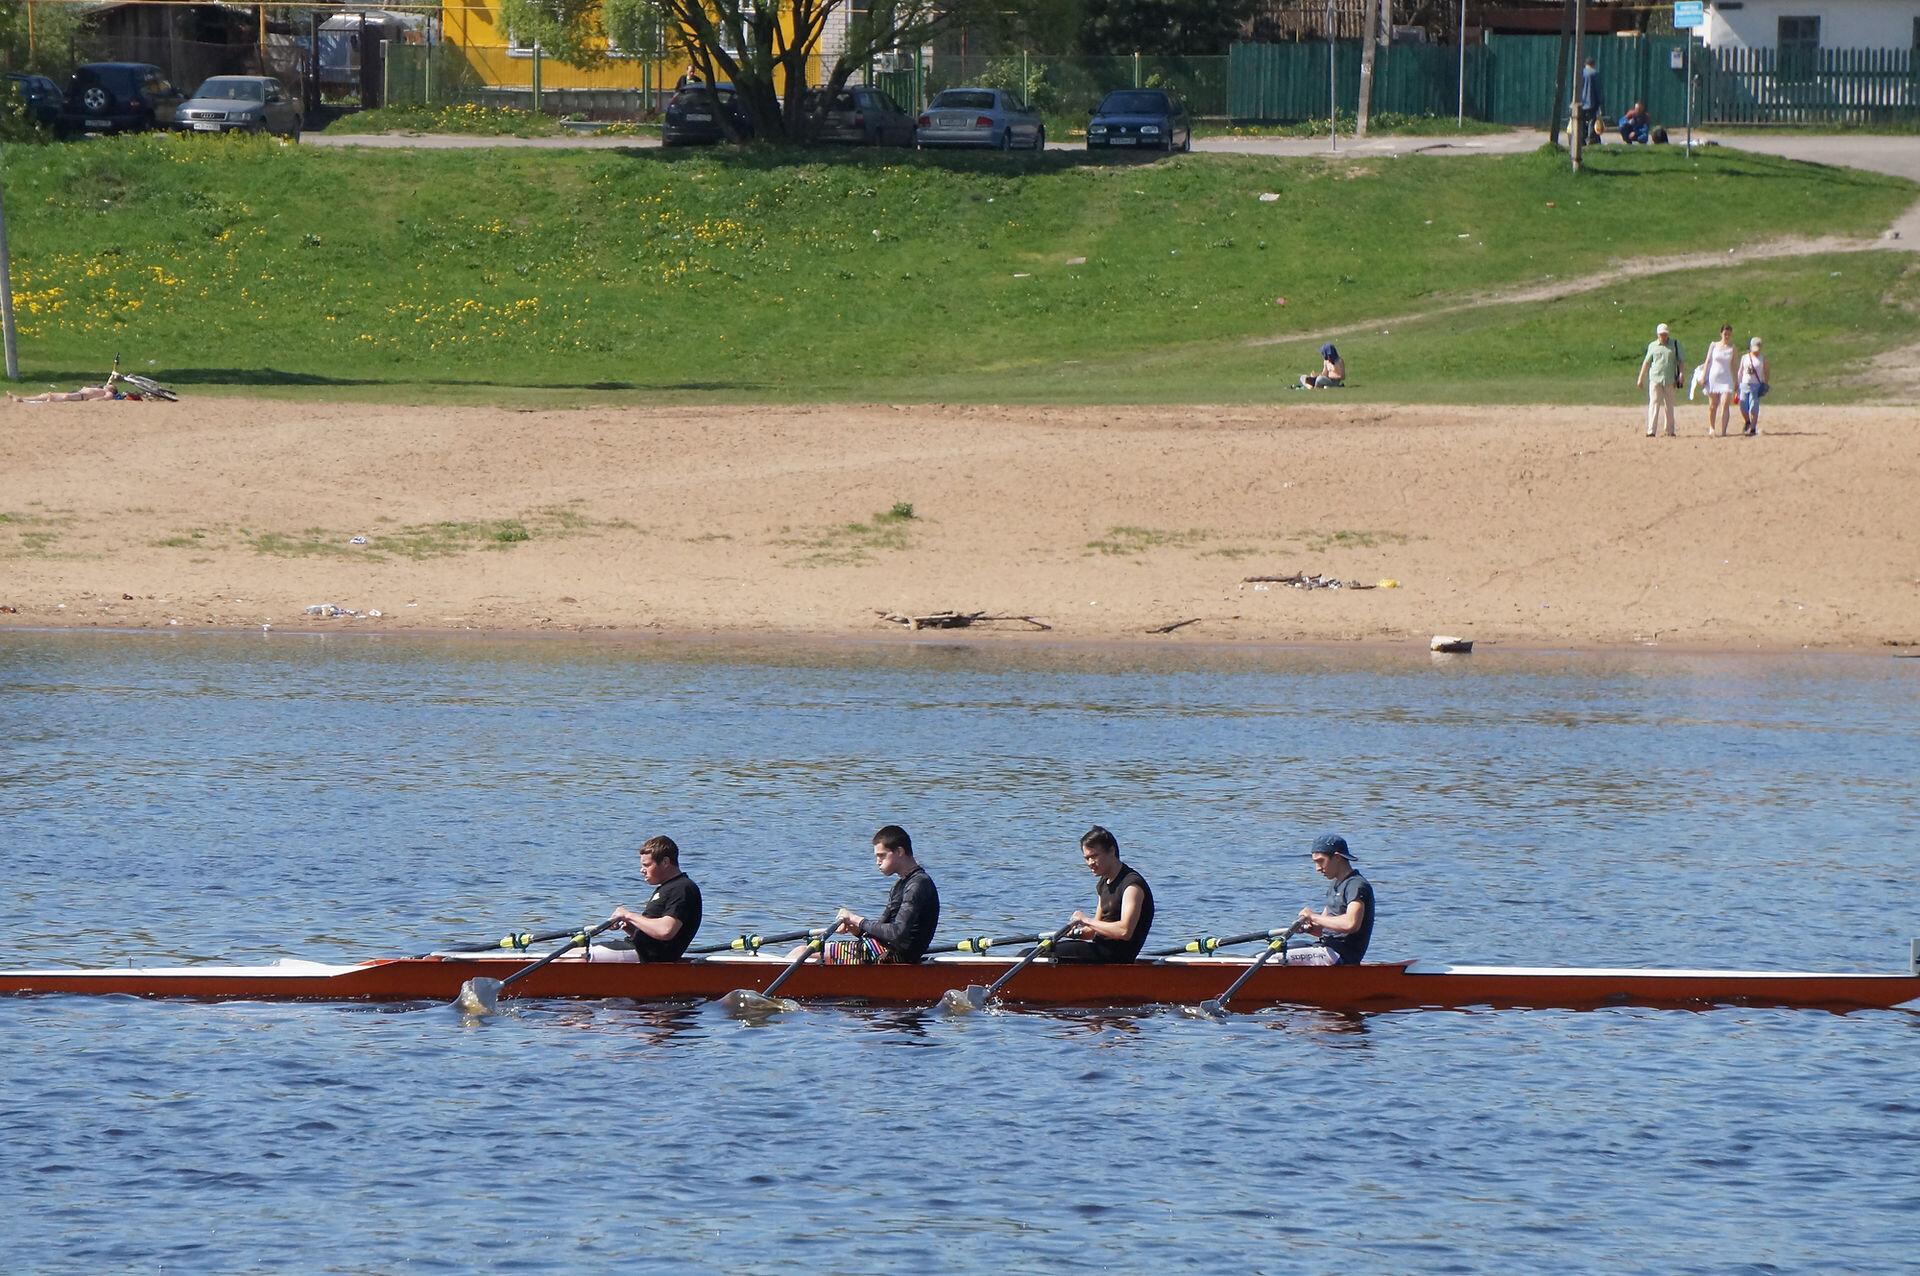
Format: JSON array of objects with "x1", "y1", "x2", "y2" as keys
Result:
[{"x1": 1086, "y1": 88, "x2": 1192, "y2": 153}]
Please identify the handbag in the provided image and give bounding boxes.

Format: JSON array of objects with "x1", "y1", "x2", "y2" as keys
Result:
[{"x1": 1756, "y1": 381, "x2": 1770, "y2": 398}]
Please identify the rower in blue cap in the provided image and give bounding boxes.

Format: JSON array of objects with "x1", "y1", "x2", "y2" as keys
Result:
[{"x1": 1289, "y1": 833, "x2": 1375, "y2": 965}]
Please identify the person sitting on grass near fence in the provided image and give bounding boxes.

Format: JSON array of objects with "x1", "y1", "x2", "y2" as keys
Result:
[
  {"x1": 1296, "y1": 343, "x2": 1345, "y2": 390},
  {"x1": 1619, "y1": 102, "x2": 1650, "y2": 144}
]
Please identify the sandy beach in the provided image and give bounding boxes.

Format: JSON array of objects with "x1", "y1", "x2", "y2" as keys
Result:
[{"x1": 4, "y1": 398, "x2": 1916, "y2": 651}]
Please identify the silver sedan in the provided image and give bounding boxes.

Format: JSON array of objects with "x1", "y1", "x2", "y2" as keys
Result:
[
  {"x1": 915, "y1": 87, "x2": 1044, "y2": 151},
  {"x1": 175, "y1": 76, "x2": 301, "y2": 139}
]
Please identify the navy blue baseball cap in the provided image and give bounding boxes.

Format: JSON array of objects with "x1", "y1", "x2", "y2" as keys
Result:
[{"x1": 1310, "y1": 833, "x2": 1355, "y2": 859}]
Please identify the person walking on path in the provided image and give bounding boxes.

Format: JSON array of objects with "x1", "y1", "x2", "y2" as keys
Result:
[
  {"x1": 1738, "y1": 337, "x2": 1770, "y2": 435},
  {"x1": 1703, "y1": 324, "x2": 1738, "y2": 436},
  {"x1": 1578, "y1": 55, "x2": 1605, "y2": 146},
  {"x1": 1636, "y1": 322, "x2": 1683, "y2": 437}
]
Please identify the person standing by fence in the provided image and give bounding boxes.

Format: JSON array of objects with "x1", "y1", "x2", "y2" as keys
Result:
[
  {"x1": 1636, "y1": 323, "x2": 1683, "y2": 437},
  {"x1": 1578, "y1": 55, "x2": 1605, "y2": 145}
]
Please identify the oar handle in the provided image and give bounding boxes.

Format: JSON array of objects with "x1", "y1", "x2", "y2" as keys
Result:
[
  {"x1": 497, "y1": 920, "x2": 619, "y2": 993},
  {"x1": 691, "y1": 929, "x2": 816, "y2": 955},
  {"x1": 1149, "y1": 929, "x2": 1285, "y2": 958},
  {"x1": 982, "y1": 921, "x2": 1077, "y2": 1000},
  {"x1": 954, "y1": 933, "x2": 1047, "y2": 954},
  {"x1": 760, "y1": 920, "x2": 838, "y2": 999}
]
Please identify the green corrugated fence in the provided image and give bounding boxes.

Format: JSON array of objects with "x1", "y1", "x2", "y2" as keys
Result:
[{"x1": 1228, "y1": 36, "x2": 1916, "y2": 127}]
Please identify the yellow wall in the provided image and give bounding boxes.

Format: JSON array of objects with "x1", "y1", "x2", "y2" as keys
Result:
[{"x1": 440, "y1": 1, "x2": 819, "y2": 91}]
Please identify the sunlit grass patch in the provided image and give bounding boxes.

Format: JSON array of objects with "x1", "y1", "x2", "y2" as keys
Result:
[
  {"x1": 779, "y1": 502, "x2": 918, "y2": 566},
  {"x1": 1085, "y1": 525, "x2": 1212, "y2": 556}
]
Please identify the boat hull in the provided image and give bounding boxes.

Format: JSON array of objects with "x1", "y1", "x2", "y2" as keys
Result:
[{"x1": 3, "y1": 955, "x2": 1916, "y2": 1012}]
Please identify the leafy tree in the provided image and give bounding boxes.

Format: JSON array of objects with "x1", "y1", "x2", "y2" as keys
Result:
[
  {"x1": 1078, "y1": 0, "x2": 1258, "y2": 56},
  {"x1": 0, "y1": 0, "x2": 84, "y2": 77},
  {"x1": 513, "y1": 0, "x2": 997, "y2": 142}
]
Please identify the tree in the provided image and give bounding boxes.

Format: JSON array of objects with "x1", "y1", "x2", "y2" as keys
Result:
[
  {"x1": 509, "y1": 0, "x2": 996, "y2": 143},
  {"x1": 1078, "y1": 0, "x2": 1259, "y2": 56}
]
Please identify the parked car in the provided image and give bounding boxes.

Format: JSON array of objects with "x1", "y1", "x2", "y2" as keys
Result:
[
  {"x1": 175, "y1": 75, "x2": 301, "y2": 139},
  {"x1": 808, "y1": 85, "x2": 916, "y2": 147},
  {"x1": 1086, "y1": 88, "x2": 1192, "y2": 153},
  {"x1": 915, "y1": 87, "x2": 1044, "y2": 151},
  {"x1": 5, "y1": 72, "x2": 62, "y2": 130},
  {"x1": 661, "y1": 83, "x2": 754, "y2": 146},
  {"x1": 57, "y1": 62, "x2": 184, "y2": 137}
]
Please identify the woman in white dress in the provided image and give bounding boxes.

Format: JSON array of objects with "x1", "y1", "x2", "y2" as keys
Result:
[{"x1": 1702, "y1": 324, "x2": 1737, "y2": 436}]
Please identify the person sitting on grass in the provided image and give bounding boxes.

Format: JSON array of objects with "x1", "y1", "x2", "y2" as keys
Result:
[
  {"x1": 1296, "y1": 343, "x2": 1345, "y2": 390},
  {"x1": 1619, "y1": 102, "x2": 1650, "y2": 145}
]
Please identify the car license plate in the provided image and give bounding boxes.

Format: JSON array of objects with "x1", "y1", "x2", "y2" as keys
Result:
[
  {"x1": 193, "y1": 122, "x2": 222, "y2": 131},
  {"x1": 686, "y1": 112, "x2": 711, "y2": 121},
  {"x1": 939, "y1": 114, "x2": 972, "y2": 128},
  {"x1": 87, "y1": 118, "x2": 112, "y2": 128},
  {"x1": 1110, "y1": 136, "x2": 1135, "y2": 145}
]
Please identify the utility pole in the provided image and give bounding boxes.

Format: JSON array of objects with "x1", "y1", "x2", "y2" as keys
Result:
[
  {"x1": 1326, "y1": 0, "x2": 1337, "y2": 153},
  {"x1": 1357, "y1": 0, "x2": 1380, "y2": 137},
  {"x1": 1547, "y1": 0, "x2": 1574, "y2": 144},
  {"x1": 1570, "y1": 0, "x2": 1585, "y2": 171}
]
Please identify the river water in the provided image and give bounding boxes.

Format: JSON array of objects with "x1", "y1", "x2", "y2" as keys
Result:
[{"x1": 2, "y1": 633, "x2": 1915, "y2": 1273}]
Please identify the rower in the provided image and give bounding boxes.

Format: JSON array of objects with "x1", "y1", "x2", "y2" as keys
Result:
[
  {"x1": 1053, "y1": 826, "x2": 1154, "y2": 963},
  {"x1": 1288, "y1": 833, "x2": 1373, "y2": 965},
  {"x1": 604, "y1": 835, "x2": 703, "y2": 961},
  {"x1": 819, "y1": 825, "x2": 941, "y2": 964}
]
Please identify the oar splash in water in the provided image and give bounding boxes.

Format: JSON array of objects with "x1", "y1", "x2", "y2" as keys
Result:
[
  {"x1": 720, "y1": 923, "x2": 834, "y2": 1018},
  {"x1": 454, "y1": 920, "x2": 617, "y2": 1017}
]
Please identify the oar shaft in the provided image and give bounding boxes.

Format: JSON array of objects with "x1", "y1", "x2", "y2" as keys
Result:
[
  {"x1": 760, "y1": 921, "x2": 836, "y2": 999},
  {"x1": 983, "y1": 922, "x2": 1076, "y2": 999},
  {"x1": 1149, "y1": 929, "x2": 1279, "y2": 957},
  {"x1": 1208, "y1": 922, "x2": 1308, "y2": 1012},
  {"x1": 497, "y1": 920, "x2": 618, "y2": 993},
  {"x1": 691, "y1": 929, "x2": 815, "y2": 955},
  {"x1": 955, "y1": 933, "x2": 1045, "y2": 954}
]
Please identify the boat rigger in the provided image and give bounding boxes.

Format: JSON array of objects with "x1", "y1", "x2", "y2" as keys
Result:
[{"x1": 3, "y1": 946, "x2": 1917, "y2": 1012}]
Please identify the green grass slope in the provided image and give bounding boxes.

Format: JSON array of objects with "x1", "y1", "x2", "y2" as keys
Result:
[{"x1": 4, "y1": 133, "x2": 1914, "y2": 404}]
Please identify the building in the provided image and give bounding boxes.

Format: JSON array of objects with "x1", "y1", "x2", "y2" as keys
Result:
[{"x1": 1699, "y1": 0, "x2": 1920, "y2": 52}]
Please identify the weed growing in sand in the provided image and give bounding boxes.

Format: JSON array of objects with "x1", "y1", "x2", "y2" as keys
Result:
[
  {"x1": 1085, "y1": 526, "x2": 1211, "y2": 557},
  {"x1": 1299, "y1": 529, "x2": 1416, "y2": 553},
  {"x1": 248, "y1": 529, "x2": 364, "y2": 559},
  {"x1": 2, "y1": 510, "x2": 73, "y2": 557},
  {"x1": 781, "y1": 503, "x2": 919, "y2": 566},
  {"x1": 153, "y1": 529, "x2": 211, "y2": 549}
]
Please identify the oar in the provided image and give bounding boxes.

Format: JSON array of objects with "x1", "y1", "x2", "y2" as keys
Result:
[
  {"x1": 691, "y1": 929, "x2": 815, "y2": 956},
  {"x1": 453, "y1": 920, "x2": 617, "y2": 1017},
  {"x1": 1149, "y1": 929, "x2": 1286, "y2": 958},
  {"x1": 941, "y1": 921, "x2": 1076, "y2": 1014},
  {"x1": 445, "y1": 928, "x2": 578, "y2": 953},
  {"x1": 1192, "y1": 922, "x2": 1308, "y2": 1019},
  {"x1": 719, "y1": 920, "x2": 836, "y2": 1016},
  {"x1": 954, "y1": 933, "x2": 1047, "y2": 955}
]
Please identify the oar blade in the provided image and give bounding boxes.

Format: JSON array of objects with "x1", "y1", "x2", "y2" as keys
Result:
[
  {"x1": 721, "y1": 987, "x2": 802, "y2": 1018},
  {"x1": 454, "y1": 977, "x2": 503, "y2": 1017},
  {"x1": 1194, "y1": 997, "x2": 1228, "y2": 1019},
  {"x1": 940, "y1": 984, "x2": 992, "y2": 1015}
]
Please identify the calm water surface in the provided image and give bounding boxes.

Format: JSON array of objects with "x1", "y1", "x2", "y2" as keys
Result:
[{"x1": 3, "y1": 633, "x2": 1916, "y2": 1273}]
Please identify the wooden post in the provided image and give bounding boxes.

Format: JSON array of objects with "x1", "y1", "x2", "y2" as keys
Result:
[
  {"x1": 1570, "y1": 0, "x2": 1585, "y2": 170},
  {"x1": 1356, "y1": 0, "x2": 1378, "y2": 137},
  {"x1": 1547, "y1": 0, "x2": 1573, "y2": 144},
  {"x1": 0, "y1": 171, "x2": 18, "y2": 381}
]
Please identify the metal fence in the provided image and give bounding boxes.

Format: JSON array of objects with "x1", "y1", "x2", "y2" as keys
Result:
[{"x1": 1229, "y1": 35, "x2": 1919, "y2": 127}]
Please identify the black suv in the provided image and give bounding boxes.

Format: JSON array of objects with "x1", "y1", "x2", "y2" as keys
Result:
[{"x1": 58, "y1": 62, "x2": 184, "y2": 137}]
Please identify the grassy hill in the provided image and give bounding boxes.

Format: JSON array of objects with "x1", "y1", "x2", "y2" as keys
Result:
[{"x1": 5, "y1": 133, "x2": 1915, "y2": 404}]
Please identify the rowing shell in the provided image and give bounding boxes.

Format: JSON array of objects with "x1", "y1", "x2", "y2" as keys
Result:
[{"x1": 4, "y1": 951, "x2": 1917, "y2": 1011}]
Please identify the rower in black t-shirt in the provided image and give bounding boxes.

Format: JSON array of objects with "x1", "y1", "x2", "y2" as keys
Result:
[
  {"x1": 608, "y1": 835, "x2": 702, "y2": 961},
  {"x1": 1289, "y1": 832, "x2": 1374, "y2": 965},
  {"x1": 826, "y1": 824, "x2": 940, "y2": 963},
  {"x1": 1052, "y1": 825, "x2": 1154, "y2": 963}
]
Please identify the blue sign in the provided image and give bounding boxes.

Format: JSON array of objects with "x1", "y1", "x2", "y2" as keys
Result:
[{"x1": 1673, "y1": 1, "x2": 1705, "y2": 29}]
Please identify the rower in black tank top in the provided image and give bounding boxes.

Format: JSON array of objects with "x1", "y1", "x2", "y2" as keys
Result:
[{"x1": 1056, "y1": 826, "x2": 1155, "y2": 963}]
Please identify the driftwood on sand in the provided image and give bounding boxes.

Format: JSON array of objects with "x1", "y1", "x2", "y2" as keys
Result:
[{"x1": 876, "y1": 610, "x2": 1053, "y2": 632}]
